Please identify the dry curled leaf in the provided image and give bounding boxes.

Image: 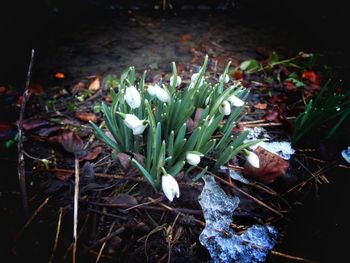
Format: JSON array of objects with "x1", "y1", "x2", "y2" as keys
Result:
[
  {"x1": 23, "y1": 118, "x2": 50, "y2": 130},
  {"x1": 75, "y1": 112, "x2": 98, "y2": 122},
  {"x1": 49, "y1": 130, "x2": 84, "y2": 154},
  {"x1": 254, "y1": 103, "x2": 267, "y2": 110},
  {"x1": 81, "y1": 146, "x2": 102, "y2": 161},
  {"x1": 55, "y1": 72, "x2": 65, "y2": 79},
  {"x1": 244, "y1": 146, "x2": 289, "y2": 184},
  {"x1": 88, "y1": 77, "x2": 100, "y2": 91}
]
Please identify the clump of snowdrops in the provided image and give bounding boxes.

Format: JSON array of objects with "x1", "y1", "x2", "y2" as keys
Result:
[{"x1": 91, "y1": 55, "x2": 259, "y2": 202}]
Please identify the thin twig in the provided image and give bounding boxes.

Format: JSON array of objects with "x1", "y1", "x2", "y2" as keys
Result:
[
  {"x1": 73, "y1": 156, "x2": 80, "y2": 263},
  {"x1": 95, "y1": 222, "x2": 116, "y2": 263},
  {"x1": 18, "y1": 49, "x2": 35, "y2": 215},
  {"x1": 271, "y1": 250, "x2": 317, "y2": 263},
  {"x1": 49, "y1": 207, "x2": 63, "y2": 263}
]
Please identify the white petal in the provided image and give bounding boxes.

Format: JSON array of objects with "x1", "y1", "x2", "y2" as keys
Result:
[
  {"x1": 170, "y1": 75, "x2": 182, "y2": 87},
  {"x1": 161, "y1": 175, "x2": 180, "y2": 202},
  {"x1": 124, "y1": 114, "x2": 142, "y2": 130},
  {"x1": 147, "y1": 84, "x2": 159, "y2": 96},
  {"x1": 155, "y1": 87, "x2": 171, "y2": 103},
  {"x1": 246, "y1": 151, "x2": 260, "y2": 168},
  {"x1": 191, "y1": 73, "x2": 204, "y2": 86},
  {"x1": 220, "y1": 74, "x2": 230, "y2": 84},
  {"x1": 186, "y1": 152, "x2": 201, "y2": 166},
  {"x1": 228, "y1": 95, "x2": 244, "y2": 107},
  {"x1": 132, "y1": 123, "x2": 147, "y2": 135},
  {"x1": 125, "y1": 86, "x2": 141, "y2": 109},
  {"x1": 219, "y1": 101, "x2": 231, "y2": 116}
]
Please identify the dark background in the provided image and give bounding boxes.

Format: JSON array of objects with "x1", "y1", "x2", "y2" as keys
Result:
[{"x1": 0, "y1": 1, "x2": 349, "y2": 262}]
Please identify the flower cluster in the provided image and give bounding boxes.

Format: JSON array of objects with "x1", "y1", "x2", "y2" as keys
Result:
[{"x1": 91, "y1": 56, "x2": 259, "y2": 201}]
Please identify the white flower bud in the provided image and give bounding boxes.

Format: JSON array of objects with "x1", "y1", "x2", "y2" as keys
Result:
[
  {"x1": 227, "y1": 95, "x2": 244, "y2": 107},
  {"x1": 170, "y1": 75, "x2": 182, "y2": 87},
  {"x1": 161, "y1": 174, "x2": 180, "y2": 202},
  {"x1": 155, "y1": 86, "x2": 171, "y2": 103},
  {"x1": 219, "y1": 100, "x2": 231, "y2": 116},
  {"x1": 219, "y1": 74, "x2": 230, "y2": 84},
  {"x1": 124, "y1": 86, "x2": 141, "y2": 109},
  {"x1": 147, "y1": 84, "x2": 159, "y2": 96},
  {"x1": 191, "y1": 72, "x2": 204, "y2": 86},
  {"x1": 123, "y1": 114, "x2": 142, "y2": 130},
  {"x1": 132, "y1": 121, "x2": 148, "y2": 135},
  {"x1": 245, "y1": 150, "x2": 260, "y2": 168},
  {"x1": 186, "y1": 152, "x2": 202, "y2": 166}
]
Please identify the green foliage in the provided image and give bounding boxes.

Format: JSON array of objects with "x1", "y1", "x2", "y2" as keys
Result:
[
  {"x1": 292, "y1": 80, "x2": 350, "y2": 144},
  {"x1": 91, "y1": 55, "x2": 255, "y2": 190}
]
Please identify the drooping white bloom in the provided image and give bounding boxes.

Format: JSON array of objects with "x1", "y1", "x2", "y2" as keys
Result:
[
  {"x1": 124, "y1": 86, "x2": 141, "y2": 109},
  {"x1": 186, "y1": 152, "x2": 202, "y2": 166},
  {"x1": 147, "y1": 84, "x2": 159, "y2": 96},
  {"x1": 245, "y1": 150, "x2": 260, "y2": 168},
  {"x1": 155, "y1": 86, "x2": 171, "y2": 103},
  {"x1": 227, "y1": 95, "x2": 244, "y2": 107},
  {"x1": 132, "y1": 121, "x2": 148, "y2": 135},
  {"x1": 170, "y1": 75, "x2": 182, "y2": 87},
  {"x1": 123, "y1": 114, "x2": 142, "y2": 130},
  {"x1": 219, "y1": 101, "x2": 231, "y2": 116},
  {"x1": 219, "y1": 74, "x2": 230, "y2": 84},
  {"x1": 161, "y1": 174, "x2": 180, "y2": 202},
  {"x1": 191, "y1": 72, "x2": 204, "y2": 86}
]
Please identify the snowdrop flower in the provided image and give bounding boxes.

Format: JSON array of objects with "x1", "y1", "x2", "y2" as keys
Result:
[
  {"x1": 219, "y1": 74, "x2": 230, "y2": 84},
  {"x1": 123, "y1": 114, "x2": 142, "y2": 130},
  {"x1": 219, "y1": 100, "x2": 231, "y2": 116},
  {"x1": 186, "y1": 151, "x2": 203, "y2": 166},
  {"x1": 161, "y1": 174, "x2": 180, "y2": 202},
  {"x1": 191, "y1": 72, "x2": 204, "y2": 86},
  {"x1": 147, "y1": 84, "x2": 159, "y2": 96},
  {"x1": 124, "y1": 86, "x2": 141, "y2": 109},
  {"x1": 170, "y1": 75, "x2": 182, "y2": 87},
  {"x1": 132, "y1": 121, "x2": 148, "y2": 135},
  {"x1": 227, "y1": 94, "x2": 244, "y2": 107},
  {"x1": 155, "y1": 86, "x2": 171, "y2": 103},
  {"x1": 244, "y1": 149, "x2": 260, "y2": 168}
]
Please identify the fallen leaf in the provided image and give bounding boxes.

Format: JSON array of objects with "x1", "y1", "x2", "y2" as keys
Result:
[
  {"x1": 302, "y1": 71, "x2": 318, "y2": 84},
  {"x1": 233, "y1": 70, "x2": 243, "y2": 80},
  {"x1": 0, "y1": 86, "x2": 7, "y2": 94},
  {"x1": 264, "y1": 107, "x2": 282, "y2": 122},
  {"x1": 29, "y1": 83, "x2": 44, "y2": 96},
  {"x1": 104, "y1": 193, "x2": 138, "y2": 206},
  {"x1": 55, "y1": 170, "x2": 73, "y2": 181},
  {"x1": 23, "y1": 118, "x2": 50, "y2": 130},
  {"x1": 104, "y1": 95, "x2": 112, "y2": 102},
  {"x1": 35, "y1": 126, "x2": 61, "y2": 137},
  {"x1": 55, "y1": 72, "x2": 65, "y2": 79},
  {"x1": 49, "y1": 130, "x2": 84, "y2": 154},
  {"x1": 75, "y1": 112, "x2": 98, "y2": 122},
  {"x1": 88, "y1": 77, "x2": 100, "y2": 91},
  {"x1": 81, "y1": 146, "x2": 102, "y2": 161},
  {"x1": 283, "y1": 80, "x2": 298, "y2": 92},
  {"x1": 254, "y1": 103, "x2": 267, "y2": 110},
  {"x1": 117, "y1": 152, "x2": 145, "y2": 176},
  {"x1": 244, "y1": 146, "x2": 289, "y2": 184}
]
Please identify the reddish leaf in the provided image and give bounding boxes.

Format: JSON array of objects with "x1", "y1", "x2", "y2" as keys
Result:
[
  {"x1": 233, "y1": 70, "x2": 243, "y2": 80},
  {"x1": 29, "y1": 83, "x2": 44, "y2": 96},
  {"x1": 244, "y1": 146, "x2": 289, "y2": 184},
  {"x1": 23, "y1": 118, "x2": 50, "y2": 130},
  {"x1": 264, "y1": 107, "x2": 282, "y2": 122},
  {"x1": 254, "y1": 103, "x2": 267, "y2": 110},
  {"x1": 49, "y1": 130, "x2": 84, "y2": 154},
  {"x1": 81, "y1": 146, "x2": 102, "y2": 161},
  {"x1": 55, "y1": 170, "x2": 73, "y2": 181},
  {"x1": 0, "y1": 86, "x2": 7, "y2": 94},
  {"x1": 35, "y1": 126, "x2": 61, "y2": 137},
  {"x1": 302, "y1": 71, "x2": 318, "y2": 84},
  {"x1": 88, "y1": 77, "x2": 100, "y2": 91},
  {"x1": 55, "y1": 72, "x2": 65, "y2": 79},
  {"x1": 75, "y1": 112, "x2": 98, "y2": 122},
  {"x1": 180, "y1": 34, "x2": 191, "y2": 42},
  {"x1": 284, "y1": 80, "x2": 298, "y2": 92}
]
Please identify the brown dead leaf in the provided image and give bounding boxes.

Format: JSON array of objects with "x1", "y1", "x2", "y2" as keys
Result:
[
  {"x1": 180, "y1": 34, "x2": 191, "y2": 42},
  {"x1": 254, "y1": 103, "x2": 267, "y2": 110},
  {"x1": 55, "y1": 72, "x2": 65, "y2": 79},
  {"x1": 49, "y1": 130, "x2": 84, "y2": 154},
  {"x1": 244, "y1": 146, "x2": 289, "y2": 184},
  {"x1": 29, "y1": 83, "x2": 44, "y2": 96},
  {"x1": 81, "y1": 146, "x2": 102, "y2": 161},
  {"x1": 72, "y1": 81, "x2": 87, "y2": 93},
  {"x1": 0, "y1": 86, "x2": 7, "y2": 94},
  {"x1": 88, "y1": 77, "x2": 100, "y2": 91},
  {"x1": 23, "y1": 118, "x2": 50, "y2": 130},
  {"x1": 55, "y1": 170, "x2": 73, "y2": 181},
  {"x1": 117, "y1": 152, "x2": 145, "y2": 176},
  {"x1": 75, "y1": 112, "x2": 98, "y2": 122},
  {"x1": 104, "y1": 193, "x2": 138, "y2": 206}
]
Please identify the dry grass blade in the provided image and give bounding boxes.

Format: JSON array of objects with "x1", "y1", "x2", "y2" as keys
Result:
[
  {"x1": 73, "y1": 157, "x2": 80, "y2": 263},
  {"x1": 95, "y1": 222, "x2": 116, "y2": 263},
  {"x1": 49, "y1": 207, "x2": 63, "y2": 263}
]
